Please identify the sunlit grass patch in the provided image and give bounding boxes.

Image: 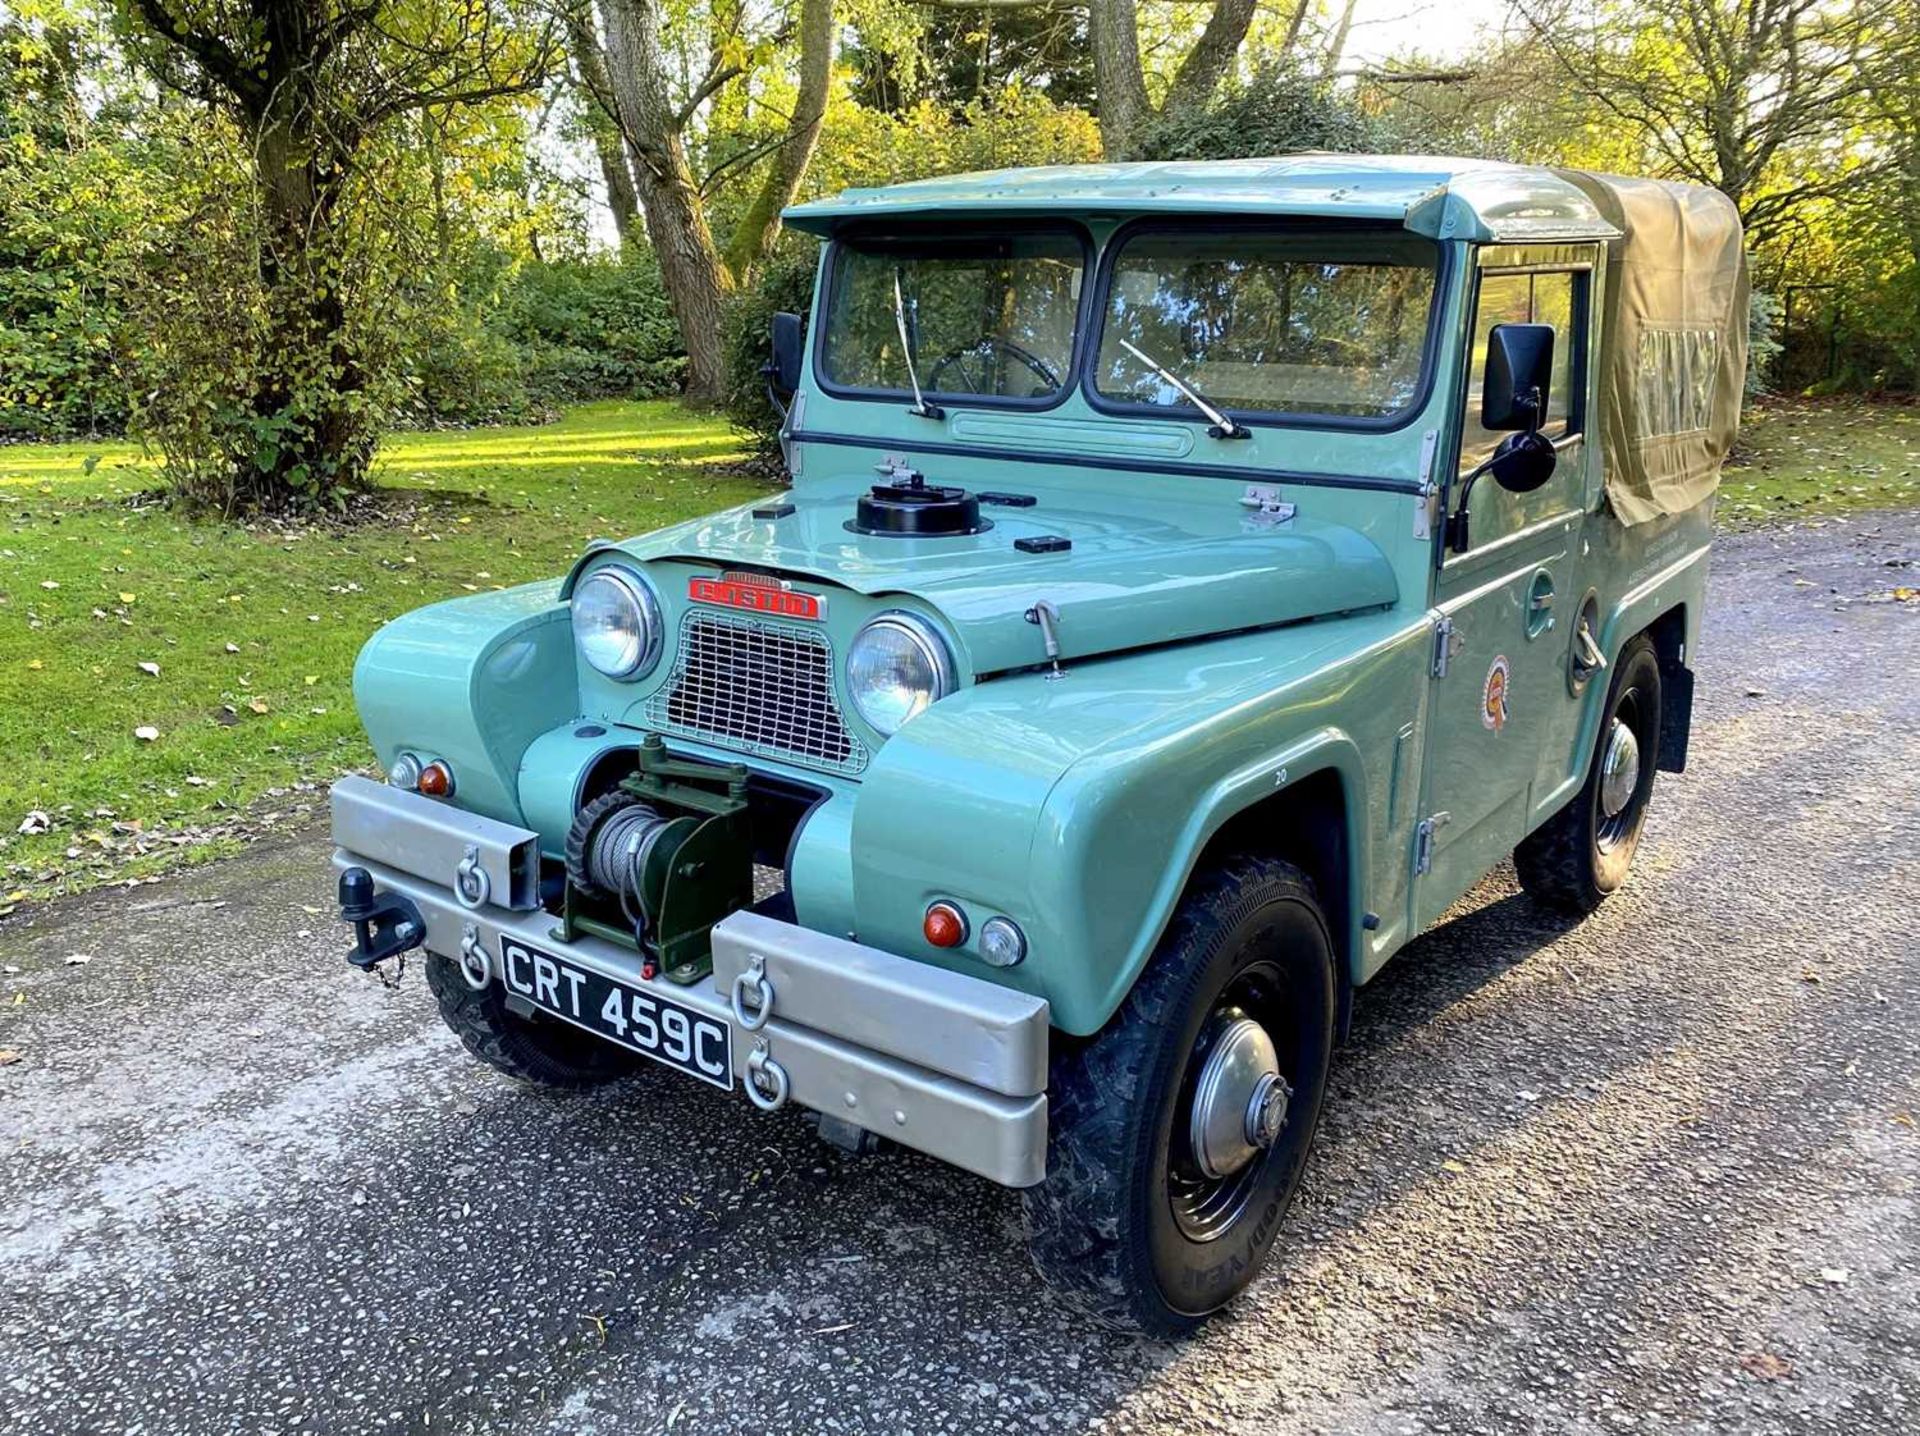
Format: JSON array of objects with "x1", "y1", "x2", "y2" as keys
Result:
[{"x1": 0, "y1": 401, "x2": 755, "y2": 905}]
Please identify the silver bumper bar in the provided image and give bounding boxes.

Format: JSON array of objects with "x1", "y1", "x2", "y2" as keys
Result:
[{"x1": 329, "y1": 792, "x2": 1050, "y2": 1187}]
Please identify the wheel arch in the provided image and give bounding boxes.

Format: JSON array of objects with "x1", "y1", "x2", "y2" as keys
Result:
[
  {"x1": 1589, "y1": 540, "x2": 1709, "y2": 785},
  {"x1": 1191, "y1": 764, "x2": 1359, "y2": 1043}
]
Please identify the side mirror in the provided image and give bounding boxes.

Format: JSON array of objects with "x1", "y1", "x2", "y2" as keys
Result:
[
  {"x1": 1488, "y1": 429, "x2": 1558, "y2": 494},
  {"x1": 766, "y1": 311, "x2": 804, "y2": 397},
  {"x1": 1482, "y1": 323, "x2": 1555, "y2": 431},
  {"x1": 1448, "y1": 426, "x2": 1561, "y2": 553}
]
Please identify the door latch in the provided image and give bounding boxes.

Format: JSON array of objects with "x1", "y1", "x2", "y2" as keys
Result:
[
  {"x1": 1414, "y1": 812, "x2": 1451, "y2": 875},
  {"x1": 1431, "y1": 616, "x2": 1463, "y2": 678}
]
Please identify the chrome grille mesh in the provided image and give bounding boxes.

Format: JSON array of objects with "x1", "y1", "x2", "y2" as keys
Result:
[{"x1": 645, "y1": 612, "x2": 867, "y2": 775}]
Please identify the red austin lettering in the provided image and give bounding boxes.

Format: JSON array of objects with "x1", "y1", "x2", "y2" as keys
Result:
[{"x1": 688, "y1": 576, "x2": 822, "y2": 620}]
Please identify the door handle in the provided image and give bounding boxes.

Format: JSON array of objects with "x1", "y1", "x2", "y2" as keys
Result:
[{"x1": 1526, "y1": 570, "x2": 1557, "y2": 638}]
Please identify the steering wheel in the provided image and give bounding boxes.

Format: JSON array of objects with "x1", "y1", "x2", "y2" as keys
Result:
[{"x1": 925, "y1": 337, "x2": 1060, "y2": 396}]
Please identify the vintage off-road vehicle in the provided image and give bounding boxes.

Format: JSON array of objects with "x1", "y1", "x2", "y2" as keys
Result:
[{"x1": 333, "y1": 155, "x2": 1747, "y2": 1333}]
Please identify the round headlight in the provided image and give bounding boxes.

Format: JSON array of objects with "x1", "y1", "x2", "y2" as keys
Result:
[
  {"x1": 846, "y1": 612, "x2": 955, "y2": 735},
  {"x1": 572, "y1": 566, "x2": 662, "y2": 680}
]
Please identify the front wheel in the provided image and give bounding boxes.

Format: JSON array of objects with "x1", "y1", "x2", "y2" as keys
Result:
[
  {"x1": 1515, "y1": 633, "x2": 1663, "y2": 913},
  {"x1": 425, "y1": 955, "x2": 643, "y2": 1088},
  {"x1": 1022, "y1": 856, "x2": 1336, "y2": 1335}
]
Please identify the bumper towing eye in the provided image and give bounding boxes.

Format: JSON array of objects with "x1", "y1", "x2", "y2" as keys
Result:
[
  {"x1": 457, "y1": 922, "x2": 491, "y2": 991},
  {"x1": 338, "y1": 866, "x2": 428, "y2": 975},
  {"x1": 729, "y1": 953, "x2": 775, "y2": 1031},
  {"x1": 745, "y1": 1038, "x2": 790, "y2": 1112}
]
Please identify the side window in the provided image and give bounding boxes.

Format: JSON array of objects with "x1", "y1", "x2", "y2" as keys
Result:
[{"x1": 1458, "y1": 269, "x2": 1582, "y2": 475}]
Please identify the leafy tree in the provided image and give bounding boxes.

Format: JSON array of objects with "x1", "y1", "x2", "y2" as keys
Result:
[
  {"x1": 108, "y1": 0, "x2": 556, "y2": 511},
  {"x1": 0, "y1": 2, "x2": 161, "y2": 437},
  {"x1": 592, "y1": 0, "x2": 837, "y2": 405},
  {"x1": 846, "y1": 2, "x2": 1094, "y2": 113},
  {"x1": 1134, "y1": 61, "x2": 1383, "y2": 160},
  {"x1": 1513, "y1": 0, "x2": 1916, "y2": 246}
]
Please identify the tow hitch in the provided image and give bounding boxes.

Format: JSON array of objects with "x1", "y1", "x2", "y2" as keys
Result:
[{"x1": 338, "y1": 866, "x2": 426, "y2": 972}]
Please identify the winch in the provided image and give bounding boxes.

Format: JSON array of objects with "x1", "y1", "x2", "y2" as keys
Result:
[{"x1": 561, "y1": 736, "x2": 753, "y2": 983}]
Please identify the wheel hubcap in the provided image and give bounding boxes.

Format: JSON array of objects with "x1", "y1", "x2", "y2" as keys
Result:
[
  {"x1": 1599, "y1": 718, "x2": 1641, "y2": 820},
  {"x1": 1188, "y1": 1016, "x2": 1289, "y2": 1181}
]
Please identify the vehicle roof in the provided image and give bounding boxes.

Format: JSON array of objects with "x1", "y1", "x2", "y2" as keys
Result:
[{"x1": 784, "y1": 153, "x2": 1629, "y2": 243}]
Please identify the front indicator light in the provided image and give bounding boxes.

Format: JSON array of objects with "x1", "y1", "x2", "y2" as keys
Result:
[
  {"x1": 387, "y1": 752, "x2": 423, "y2": 791},
  {"x1": 416, "y1": 760, "x2": 454, "y2": 798},
  {"x1": 979, "y1": 916, "x2": 1027, "y2": 968},
  {"x1": 924, "y1": 901, "x2": 967, "y2": 949}
]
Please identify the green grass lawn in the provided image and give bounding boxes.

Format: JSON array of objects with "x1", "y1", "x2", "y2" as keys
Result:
[
  {"x1": 0, "y1": 396, "x2": 1913, "y2": 910},
  {"x1": 1722, "y1": 400, "x2": 1920, "y2": 523},
  {"x1": 0, "y1": 401, "x2": 758, "y2": 907}
]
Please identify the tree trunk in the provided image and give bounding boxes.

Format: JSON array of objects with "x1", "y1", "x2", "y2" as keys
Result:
[
  {"x1": 1087, "y1": 0, "x2": 1153, "y2": 159},
  {"x1": 595, "y1": 132, "x2": 643, "y2": 246},
  {"x1": 1164, "y1": 0, "x2": 1258, "y2": 120},
  {"x1": 1083, "y1": 0, "x2": 1254, "y2": 159},
  {"x1": 598, "y1": 0, "x2": 734, "y2": 402},
  {"x1": 722, "y1": 0, "x2": 836, "y2": 280},
  {"x1": 1324, "y1": 0, "x2": 1361, "y2": 73},
  {"x1": 564, "y1": 1, "x2": 643, "y2": 246}
]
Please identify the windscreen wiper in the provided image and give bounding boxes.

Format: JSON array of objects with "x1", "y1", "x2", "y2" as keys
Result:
[
  {"x1": 893, "y1": 270, "x2": 945, "y2": 421},
  {"x1": 1119, "y1": 339, "x2": 1249, "y2": 439}
]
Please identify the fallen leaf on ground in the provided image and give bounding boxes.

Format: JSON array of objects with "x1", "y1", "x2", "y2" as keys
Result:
[
  {"x1": 64, "y1": 954, "x2": 91, "y2": 966},
  {"x1": 247, "y1": 698, "x2": 269, "y2": 714},
  {"x1": 134, "y1": 725, "x2": 160, "y2": 742},
  {"x1": 39, "y1": 580, "x2": 58, "y2": 590},
  {"x1": 1740, "y1": 1352, "x2": 1793, "y2": 1381},
  {"x1": 1820, "y1": 1266, "x2": 1850, "y2": 1285},
  {"x1": 119, "y1": 592, "x2": 136, "y2": 604},
  {"x1": 17, "y1": 811, "x2": 51, "y2": 835},
  {"x1": 0, "y1": 1049, "x2": 21, "y2": 1067},
  {"x1": 138, "y1": 661, "x2": 161, "y2": 677}
]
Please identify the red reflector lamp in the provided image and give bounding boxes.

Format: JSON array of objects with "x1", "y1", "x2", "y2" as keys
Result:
[
  {"x1": 416, "y1": 760, "x2": 454, "y2": 798},
  {"x1": 923, "y1": 901, "x2": 967, "y2": 949}
]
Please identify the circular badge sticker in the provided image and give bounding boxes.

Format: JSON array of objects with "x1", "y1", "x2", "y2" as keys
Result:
[{"x1": 1482, "y1": 655, "x2": 1512, "y2": 733}]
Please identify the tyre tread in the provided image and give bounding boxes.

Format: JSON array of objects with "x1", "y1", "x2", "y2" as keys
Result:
[
  {"x1": 1021, "y1": 854, "x2": 1323, "y2": 1335},
  {"x1": 424, "y1": 955, "x2": 639, "y2": 1089}
]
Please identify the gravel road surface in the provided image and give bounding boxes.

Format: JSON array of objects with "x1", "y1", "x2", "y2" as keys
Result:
[{"x1": 3, "y1": 513, "x2": 1916, "y2": 1436}]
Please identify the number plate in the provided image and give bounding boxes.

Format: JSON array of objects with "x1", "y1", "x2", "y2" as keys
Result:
[{"x1": 497, "y1": 936, "x2": 733, "y2": 1090}]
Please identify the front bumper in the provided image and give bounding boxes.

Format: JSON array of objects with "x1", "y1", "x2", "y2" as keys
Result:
[{"x1": 328, "y1": 778, "x2": 1050, "y2": 1187}]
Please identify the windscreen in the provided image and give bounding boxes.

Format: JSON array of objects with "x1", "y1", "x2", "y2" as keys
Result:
[
  {"x1": 1095, "y1": 231, "x2": 1438, "y2": 422},
  {"x1": 820, "y1": 229, "x2": 1083, "y2": 402}
]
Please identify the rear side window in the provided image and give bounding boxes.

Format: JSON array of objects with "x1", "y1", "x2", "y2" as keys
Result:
[{"x1": 1459, "y1": 270, "x2": 1583, "y2": 474}]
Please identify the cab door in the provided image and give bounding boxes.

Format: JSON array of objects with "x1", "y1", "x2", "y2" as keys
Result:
[{"x1": 1412, "y1": 248, "x2": 1598, "y2": 928}]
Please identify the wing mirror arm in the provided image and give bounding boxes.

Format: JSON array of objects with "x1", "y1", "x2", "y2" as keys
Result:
[
  {"x1": 1447, "y1": 384, "x2": 1542, "y2": 554},
  {"x1": 1447, "y1": 319, "x2": 1560, "y2": 554},
  {"x1": 1446, "y1": 451, "x2": 1498, "y2": 555}
]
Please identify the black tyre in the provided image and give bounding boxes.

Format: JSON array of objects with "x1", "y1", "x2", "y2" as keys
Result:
[
  {"x1": 1022, "y1": 855, "x2": 1336, "y2": 1336},
  {"x1": 424, "y1": 954, "x2": 642, "y2": 1088},
  {"x1": 1515, "y1": 633, "x2": 1663, "y2": 913}
]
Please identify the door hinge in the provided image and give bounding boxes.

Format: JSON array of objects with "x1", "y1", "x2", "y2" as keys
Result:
[
  {"x1": 1414, "y1": 811, "x2": 1451, "y2": 875},
  {"x1": 1431, "y1": 615, "x2": 1463, "y2": 678}
]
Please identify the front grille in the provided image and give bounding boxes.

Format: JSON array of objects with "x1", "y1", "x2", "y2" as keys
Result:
[{"x1": 645, "y1": 612, "x2": 867, "y2": 775}]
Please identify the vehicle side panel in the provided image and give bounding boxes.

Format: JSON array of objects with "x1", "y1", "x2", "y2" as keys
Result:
[{"x1": 849, "y1": 610, "x2": 1432, "y2": 1034}]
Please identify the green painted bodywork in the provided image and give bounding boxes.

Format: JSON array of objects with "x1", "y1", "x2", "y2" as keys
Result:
[{"x1": 351, "y1": 156, "x2": 1715, "y2": 1037}]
